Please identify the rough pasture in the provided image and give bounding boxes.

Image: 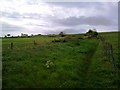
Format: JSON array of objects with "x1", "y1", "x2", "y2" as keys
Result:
[{"x1": 2, "y1": 33, "x2": 118, "y2": 88}]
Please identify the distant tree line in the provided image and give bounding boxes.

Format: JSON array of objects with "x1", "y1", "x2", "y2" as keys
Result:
[
  {"x1": 4, "y1": 33, "x2": 42, "y2": 38},
  {"x1": 4, "y1": 29, "x2": 98, "y2": 38}
]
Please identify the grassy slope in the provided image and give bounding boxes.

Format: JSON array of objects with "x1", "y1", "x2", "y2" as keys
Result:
[{"x1": 2, "y1": 32, "x2": 118, "y2": 88}]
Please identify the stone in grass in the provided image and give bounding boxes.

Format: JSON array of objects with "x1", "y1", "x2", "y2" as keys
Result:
[{"x1": 45, "y1": 60, "x2": 55, "y2": 69}]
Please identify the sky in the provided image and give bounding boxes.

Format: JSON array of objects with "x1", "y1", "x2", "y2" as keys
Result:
[{"x1": 0, "y1": 0, "x2": 118, "y2": 37}]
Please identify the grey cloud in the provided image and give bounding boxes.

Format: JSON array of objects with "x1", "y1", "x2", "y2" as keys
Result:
[
  {"x1": 106, "y1": 3, "x2": 118, "y2": 20},
  {"x1": 2, "y1": 22, "x2": 24, "y2": 34},
  {"x1": 62, "y1": 28, "x2": 86, "y2": 34},
  {"x1": 43, "y1": 28, "x2": 86, "y2": 35},
  {"x1": 22, "y1": 13, "x2": 42, "y2": 19},
  {"x1": 43, "y1": 30, "x2": 60, "y2": 35},
  {"x1": 52, "y1": 16, "x2": 114, "y2": 26},
  {"x1": 1, "y1": 11, "x2": 42, "y2": 19},
  {"x1": 1, "y1": 11, "x2": 22, "y2": 19},
  {"x1": 48, "y1": 2, "x2": 118, "y2": 27},
  {"x1": 48, "y1": 2, "x2": 105, "y2": 10}
]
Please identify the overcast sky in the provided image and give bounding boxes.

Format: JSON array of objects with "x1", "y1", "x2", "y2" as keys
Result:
[{"x1": 0, "y1": 0, "x2": 118, "y2": 36}]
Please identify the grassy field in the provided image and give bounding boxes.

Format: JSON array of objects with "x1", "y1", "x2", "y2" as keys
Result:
[
  {"x1": 2, "y1": 32, "x2": 119, "y2": 88},
  {"x1": 100, "y1": 32, "x2": 119, "y2": 69}
]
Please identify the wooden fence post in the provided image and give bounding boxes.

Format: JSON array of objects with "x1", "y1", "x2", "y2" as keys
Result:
[
  {"x1": 34, "y1": 40, "x2": 37, "y2": 45},
  {"x1": 110, "y1": 44, "x2": 116, "y2": 69},
  {"x1": 106, "y1": 42, "x2": 108, "y2": 56},
  {"x1": 99, "y1": 35, "x2": 117, "y2": 70},
  {"x1": 10, "y1": 42, "x2": 13, "y2": 49},
  {"x1": 107, "y1": 43, "x2": 110, "y2": 60}
]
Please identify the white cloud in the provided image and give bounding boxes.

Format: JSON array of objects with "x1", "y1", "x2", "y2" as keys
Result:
[{"x1": 0, "y1": 0, "x2": 118, "y2": 36}]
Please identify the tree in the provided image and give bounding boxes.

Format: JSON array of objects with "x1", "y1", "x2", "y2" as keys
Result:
[
  {"x1": 94, "y1": 31, "x2": 98, "y2": 36},
  {"x1": 21, "y1": 33, "x2": 28, "y2": 37},
  {"x1": 59, "y1": 32, "x2": 65, "y2": 37},
  {"x1": 85, "y1": 29, "x2": 98, "y2": 38},
  {"x1": 4, "y1": 35, "x2": 7, "y2": 38},
  {"x1": 87, "y1": 29, "x2": 93, "y2": 33},
  {"x1": 7, "y1": 34, "x2": 11, "y2": 37}
]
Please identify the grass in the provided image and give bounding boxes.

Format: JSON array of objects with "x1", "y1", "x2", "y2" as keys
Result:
[
  {"x1": 99, "y1": 32, "x2": 120, "y2": 88},
  {"x1": 99, "y1": 32, "x2": 119, "y2": 69},
  {"x1": 85, "y1": 40, "x2": 117, "y2": 88},
  {"x1": 2, "y1": 32, "x2": 119, "y2": 88}
]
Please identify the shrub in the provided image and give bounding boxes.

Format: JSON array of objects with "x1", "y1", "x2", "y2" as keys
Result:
[
  {"x1": 59, "y1": 32, "x2": 66, "y2": 37},
  {"x1": 85, "y1": 29, "x2": 98, "y2": 38}
]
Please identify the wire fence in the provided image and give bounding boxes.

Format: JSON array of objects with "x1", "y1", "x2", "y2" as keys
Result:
[{"x1": 98, "y1": 35, "x2": 117, "y2": 71}]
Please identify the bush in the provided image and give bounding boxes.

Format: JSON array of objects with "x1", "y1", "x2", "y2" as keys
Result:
[
  {"x1": 85, "y1": 29, "x2": 98, "y2": 38},
  {"x1": 59, "y1": 32, "x2": 66, "y2": 37}
]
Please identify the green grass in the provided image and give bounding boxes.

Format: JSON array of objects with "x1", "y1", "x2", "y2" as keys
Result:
[
  {"x1": 85, "y1": 40, "x2": 117, "y2": 88},
  {"x1": 2, "y1": 32, "x2": 119, "y2": 88},
  {"x1": 99, "y1": 32, "x2": 119, "y2": 69},
  {"x1": 99, "y1": 32, "x2": 119, "y2": 88}
]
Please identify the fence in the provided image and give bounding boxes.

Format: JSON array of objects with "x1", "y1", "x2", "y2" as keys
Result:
[{"x1": 98, "y1": 35, "x2": 117, "y2": 71}]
